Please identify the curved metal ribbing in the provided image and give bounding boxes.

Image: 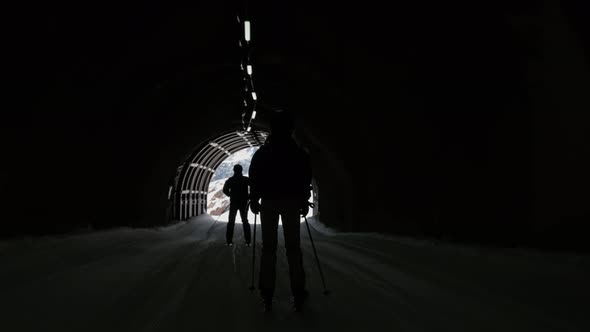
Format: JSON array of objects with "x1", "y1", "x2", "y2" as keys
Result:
[{"x1": 173, "y1": 129, "x2": 268, "y2": 220}]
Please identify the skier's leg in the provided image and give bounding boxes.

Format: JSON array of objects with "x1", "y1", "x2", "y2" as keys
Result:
[
  {"x1": 239, "y1": 204, "x2": 251, "y2": 244},
  {"x1": 258, "y1": 199, "x2": 279, "y2": 300},
  {"x1": 281, "y1": 200, "x2": 306, "y2": 300},
  {"x1": 226, "y1": 205, "x2": 237, "y2": 245}
]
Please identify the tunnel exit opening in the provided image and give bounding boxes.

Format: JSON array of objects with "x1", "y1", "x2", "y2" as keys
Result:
[
  {"x1": 207, "y1": 146, "x2": 314, "y2": 224},
  {"x1": 169, "y1": 129, "x2": 318, "y2": 223}
]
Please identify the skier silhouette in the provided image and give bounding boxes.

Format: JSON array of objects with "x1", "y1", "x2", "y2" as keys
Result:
[
  {"x1": 249, "y1": 109, "x2": 312, "y2": 312},
  {"x1": 222, "y1": 164, "x2": 251, "y2": 246}
]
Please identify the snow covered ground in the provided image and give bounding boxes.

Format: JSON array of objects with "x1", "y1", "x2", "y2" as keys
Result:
[
  {"x1": 207, "y1": 178, "x2": 230, "y2": 215},
  {"x1": 1, "y1": 216, "x2": 589, "y2": 332},
  {"x1": 212, "y1": 205, "x2": 312, "y2": 225}
]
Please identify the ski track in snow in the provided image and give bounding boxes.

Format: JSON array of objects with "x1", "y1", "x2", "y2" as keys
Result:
[{"x1": 1, "y1": 216, "x2": 589, "y2": 332}]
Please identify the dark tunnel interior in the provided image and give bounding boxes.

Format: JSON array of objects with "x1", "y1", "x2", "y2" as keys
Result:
[{"x1": 2, "y1": 0, "x2": 590, "y2": 251}]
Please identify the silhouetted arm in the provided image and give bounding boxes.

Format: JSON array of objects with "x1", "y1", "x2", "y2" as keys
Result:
[
  {"x1": 222, "y1": 178, "x2": 231, "y2": 197},
  {"x1": 300, "y1": 151, "x2": 313, "y2": 202},
  {"x1": 248, "y1": 151, "x2": 262, "y2": 203}
]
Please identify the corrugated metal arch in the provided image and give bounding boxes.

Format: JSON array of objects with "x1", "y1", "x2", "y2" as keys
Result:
[{"x1": 173, "y1": 129, "x2": 268, "y2": 220}]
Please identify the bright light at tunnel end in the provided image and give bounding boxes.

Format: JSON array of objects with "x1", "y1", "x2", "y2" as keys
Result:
[{"x1": 206, "y1": 146, "x2": 314, "y2": 223}]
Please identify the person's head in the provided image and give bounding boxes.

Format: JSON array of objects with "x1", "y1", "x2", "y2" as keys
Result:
[
  {"x1": 233, "y1": 164, "x2": 243, "y2": 175},
  {"x1": 269, "y1": 109, "x2": 294, "y2": 138}
]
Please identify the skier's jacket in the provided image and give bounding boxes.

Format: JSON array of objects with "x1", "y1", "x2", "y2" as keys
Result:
[
  {"x1": 223, "y1": 174, "x2": 250, "y2": 206},
  {"x1": 249, "y1": 135, "x2": 312, "y2": 203}
]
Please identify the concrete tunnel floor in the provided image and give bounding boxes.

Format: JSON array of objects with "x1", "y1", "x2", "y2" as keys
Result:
[{"x1": 0, "y1": 215, "x2": 589, "y2": 332}]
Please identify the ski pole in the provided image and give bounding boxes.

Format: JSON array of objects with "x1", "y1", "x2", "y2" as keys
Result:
[
  {"x1": 249, "y1": 212, "x2": 257, "y2": 291},
  {"x1": 206, "y1": 204, "x2": 230, "y2": 237},
  {"x1": 303, "y1": 214, "x2": 330, "y2": 295}
]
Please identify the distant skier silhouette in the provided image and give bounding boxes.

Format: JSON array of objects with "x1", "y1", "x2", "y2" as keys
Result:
[
  {"x1": 223, "y1": 164, "x2": 251, "y2": 246},
  {"x1": 249, "y1": 109, "x2": 312, "y2": 312}
]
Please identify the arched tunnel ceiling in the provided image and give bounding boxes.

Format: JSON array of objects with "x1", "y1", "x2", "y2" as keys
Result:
[
  {"x1": 2, "y1": 1, "x2": 590, "y2": 250},
  {"x1": 174, "y1": 130, "x2": 267, "y2": 221}
]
